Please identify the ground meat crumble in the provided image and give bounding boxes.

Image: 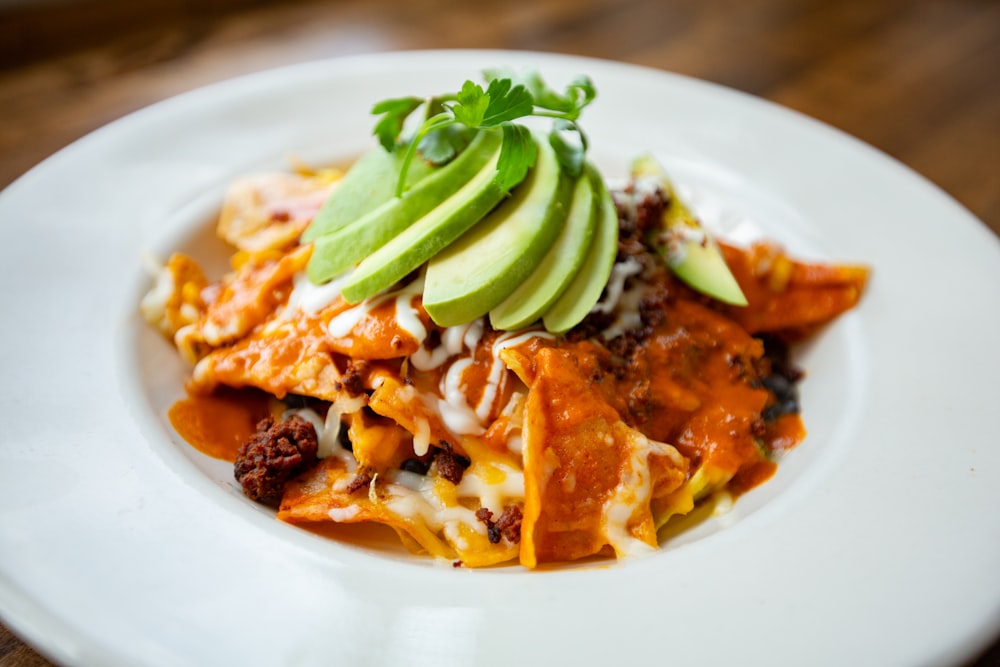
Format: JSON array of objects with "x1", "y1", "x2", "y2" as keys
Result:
[
  {"x1": 345, "y1": 468, "x2": 374, "y2": 494},
  {"x1": 475, "y1": 506, "x2": 523, "y2": 544},
  {"x1": 434, "y1": 442, "x2": 471, "y2": 484},
  {"x1": 234, "y1": 415, "x2": 319, "y2": 507}
]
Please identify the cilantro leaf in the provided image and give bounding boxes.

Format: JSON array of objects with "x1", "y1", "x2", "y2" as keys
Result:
[
  {"x1": 372, "y1": 70, "x2": 597, "y2": 196},
  {"x1": 485, "y1": 69, "x2": 596, "y2": 120},
  {"x1": 371, "y1": 96, "x2": 423, "y2": 151},
  {"x1": 548, "y1": 119, "x2": 588, "y2": 178},
  {"x1": 562, "y1": 76, "x2": 597, "y2": 120},
  {"x1": 496, "y1": 123, "x2": 538, "y2": 192},
  {"x1": 418, "y1": 124, "x2": 475, "y2": 165},
  {"x1": 481, "y1": 79, "x2": 534, "y2": 126},
  {"x1": 452, "y1": 80, "x2": 490, "y2": 128}
]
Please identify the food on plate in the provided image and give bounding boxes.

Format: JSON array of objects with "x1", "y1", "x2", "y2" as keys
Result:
[{"x1": 142, "y1": 69, "x2": 868, "y2": 568}]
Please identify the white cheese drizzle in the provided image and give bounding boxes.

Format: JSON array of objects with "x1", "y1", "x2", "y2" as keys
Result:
[
  {"x1": 392, "y1": 277, "x2": 428, "y2": 345},
  {"x1": 298, "y1": 399, "x2": 363, "y2": 462},
  {"x1": 437, "y1": 358, "x2": 485, "y2": 436},
  {"x1": 325, "y1": 276, "x2": 427, "y2": 347},
  {"x1": 410, "y1": 324, "x2": 549, "y2": 440},
  {"x1": 456, "y1": 462, "x2": 525, "y2": 514},
  {"x1": 412, "y1": 412, "x2": 432, "y2": 457},
  {"x1": 601, "y1": 281, "x2": 646, "y2": 341},
  {"x1": 410, "y1": 319, "x2": 484, "y2": 371},
  {"x1": 592, "y1": 257, "x2": 643, "y2": 315},
  {"x1": 327, "y1": 506, "x2": 361, "y2": 522},
  {"x1": 475, "y1": 330, "x2": 553, "y2": 423},
  {"x1": 283, "y1": 270, "x2": 351, "y2": 317},
  {"x1": 382, "y1": 470, "x2": 486, "y2": 536},
  {"x1": 326, "y1": 297, "x2": 382, "y2": 338},
  {"x1": 601, "y1": 429, "x2": 673, "y2": 558}
]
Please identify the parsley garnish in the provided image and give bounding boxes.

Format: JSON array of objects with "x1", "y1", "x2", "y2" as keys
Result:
[{"x1": 372, "y1": 70, "x2": 596, "y2": 196}]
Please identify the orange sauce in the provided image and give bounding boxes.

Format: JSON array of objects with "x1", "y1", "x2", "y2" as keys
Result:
[
  {"x1": 727, "y1": 415, "x2": 805, "y2": 495},
  {"x1": 521, "y1": 346, "x2": 632, "y2": 565},
  {"x1": 727, "y1": 460, "x2": 777, "y2": 495},
  {"x1": 767, "y1": 412, "x2": 807, "y2": 455},
  {"x1": 554, "y1": 292, "x2": 805, "y2": 500},
  {"x1": 168, "y1": 387, "x2": 276, "y2": 462}
]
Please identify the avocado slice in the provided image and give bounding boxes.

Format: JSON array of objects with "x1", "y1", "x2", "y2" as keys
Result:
[
  {"x1": 339, "y1": 139, "x2": 519, "y2": 304},
  {"x1": 307, "y1": 130, "x2": 504, "y2": 284},
  {"x1": 541, "y1": 164, "x2": 619, "y2": 334},
  {"x1": 489, "y1": 171, "x2": 597, "y2": 331},
  {"x1": 422, "y1": 134, "x2": 573, "y2": 327},
  {"x1": 631, "y1": 153, "x2": 747, "y2": 306},
  {"x1": 300, "y1": 143, "x2": 434, "y2": 243}
]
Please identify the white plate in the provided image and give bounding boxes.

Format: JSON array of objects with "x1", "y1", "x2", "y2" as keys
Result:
[{"x1": 2, "y1": 50, "x2": 999, "y2": 667}]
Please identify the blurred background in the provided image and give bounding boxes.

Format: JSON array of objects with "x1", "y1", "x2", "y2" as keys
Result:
[
  {"x1": 1, "y1": 0, "x2": 997, "y2": 236},
  {"x1": 1, "y1": 0, "x2": 998, "y2": 664}
]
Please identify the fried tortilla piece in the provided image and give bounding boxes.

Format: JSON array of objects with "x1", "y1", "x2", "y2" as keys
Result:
[
  {"x1": 627, "y1": 297, "x2": 779, "y2": 505},
  {"x1": 189, "y1": 316, "x2": 346, "y2": 400},
  {"x1": 140, "y1": 252, "x2": 209, "y2": 340},
  {"x1": 367, "y1": 375, "x2": 456, "y2": 458},
  {"x1": 218, "y1": 172, "x2": 339, "y2": 252},
  {"x1": 279, "y1": 457, "x2": 518, "y2": 567},
  {"x1": 519, "y1": 347, "x2": 689, "y2": 568},
  {"x1": 633, "y1": 299, "x2": 772, "y2": 457},
  {"x1": 185, "y1": 273, "x2": 426, "y2": 400},
  {"x1": 280, "y1": 457, "x2": 454, "y2": 559},
  {"x1": 197, "y1": 245, "x2": 312, "y2": 347},
  {"x1": 322, "y1": 279, "x2": 428, "y2": 359},
  {"x1": 719, "y1": 241, "x2": 869, "y2": 339},
  {"x1": 347, "y1": 409, "x2": 417, "y2": 473}
]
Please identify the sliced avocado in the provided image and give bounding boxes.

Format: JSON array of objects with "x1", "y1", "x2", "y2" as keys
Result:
[
  {"x1": 307, "y1": 130, "x2": 503, "y2": 284},
  {"x1": 489, "y1": 171, "x2": 597, "y2": 331},
  {"x1": 301, "y1": 144, "x2": 434, "y2": 243},
  {"x1": 541, "y1": 164, "x2": 618, "y2": 334},
  {"x1": 340, "y1": 141, "x2": 520, "y2": 304},
  {"x1": 423, "y1": 134, "x2": 573, "y2": 327},
  {"x1": 631, "y1": 153, "x2": 747, "y2": 306}
]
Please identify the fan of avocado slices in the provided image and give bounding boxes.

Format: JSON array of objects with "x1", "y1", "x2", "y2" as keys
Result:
[{"x1": 304, "y1": 68, "x2": 746, "y2": 333}]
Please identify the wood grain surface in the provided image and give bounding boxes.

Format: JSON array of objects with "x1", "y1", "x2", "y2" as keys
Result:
[{"x1": 1, "y1": 0, "x2": 998, "y2": 665}]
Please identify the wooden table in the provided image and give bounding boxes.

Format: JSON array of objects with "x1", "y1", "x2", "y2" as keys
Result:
[{"x1": 1, "y1": 0, "x2": 997, "y2": 664}]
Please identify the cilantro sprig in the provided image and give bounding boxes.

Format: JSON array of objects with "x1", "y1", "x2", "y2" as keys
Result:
[{"x1": 372, "y1": 70, "x2": 596, "y2": 196}]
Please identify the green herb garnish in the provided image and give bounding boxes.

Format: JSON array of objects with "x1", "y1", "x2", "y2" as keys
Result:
[{"x1": 372, "y1": 69, "x2": 596, "y2": 196}]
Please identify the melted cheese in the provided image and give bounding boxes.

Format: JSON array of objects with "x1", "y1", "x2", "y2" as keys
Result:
[
  {"x1": 284, "y1": 270, "x2": 350, "y2": 316},
  {"x1": 411, "y1": 320, "x2": 484, "y2": 370},
  {"x1": 437, "y1": 357, "x2": 484, "y2": 436},
  {"x1": 592, "y1": 257, "x2": 643, "y2": 315},
  {"x1": 601, "y1": 429, "x2": 668, "y2": 558},
  {"x1": 456, "y1": 462, "x2": 525, "y2": 514}
]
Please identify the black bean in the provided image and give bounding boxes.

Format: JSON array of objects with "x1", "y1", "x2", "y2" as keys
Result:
[{"x1": 400, "y1": 458, "x2": 429, "y2": 475}]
